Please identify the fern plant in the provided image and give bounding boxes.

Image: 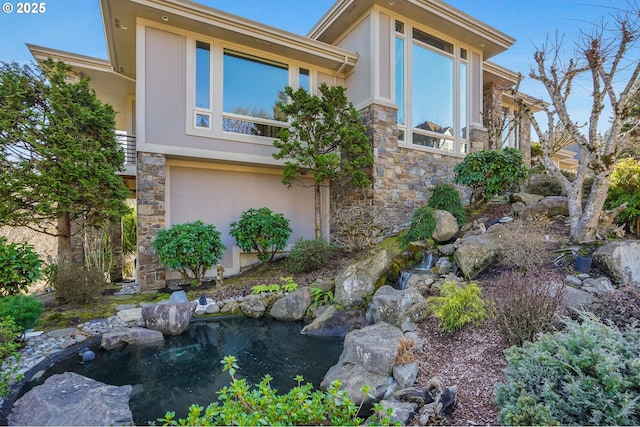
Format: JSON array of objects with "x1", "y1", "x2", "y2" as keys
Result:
[{"x1": 427, "y1": 280, "x2": 489, "y2": 333}]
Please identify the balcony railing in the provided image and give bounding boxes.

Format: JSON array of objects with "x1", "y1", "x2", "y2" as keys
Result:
[{"x1": 116, "y1": 133, "x2": 136, "y2": 166}]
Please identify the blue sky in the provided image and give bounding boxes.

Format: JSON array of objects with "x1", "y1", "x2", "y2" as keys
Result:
[{"x1": 0, "y1": 0, "x2": 634, "y2": 129}]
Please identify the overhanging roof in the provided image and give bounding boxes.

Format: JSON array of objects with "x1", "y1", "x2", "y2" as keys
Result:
[
  {"x1": 309, "y1": 0, "x2": 515, "y2": 60},
  {"x1": 100, "y1": 0, "x2": 359, "y2": 81}
]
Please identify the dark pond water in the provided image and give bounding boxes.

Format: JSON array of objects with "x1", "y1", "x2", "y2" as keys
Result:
[{"x1": 18, "y1": 317, "x2": 344, "y2": 425}]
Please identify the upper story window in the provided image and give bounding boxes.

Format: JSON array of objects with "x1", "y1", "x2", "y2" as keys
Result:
[
  {"x1": 195, "y1": 41, "x2": 211, "y2": 129},
  {"x1": 395, "y1": 26, "x2": 471, "y2": 154}
]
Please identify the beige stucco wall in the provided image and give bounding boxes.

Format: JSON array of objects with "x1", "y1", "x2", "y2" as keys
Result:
[
  {"x1": 337, "y1": 14, "x2": 372, "y2": 107},
  {"x1": 166, "y1": 161, "x2": 316, "y2": 277}
]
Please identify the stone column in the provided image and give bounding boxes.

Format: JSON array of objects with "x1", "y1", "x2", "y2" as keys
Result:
[
  {"x1": 137, "y1": 152, "x2": 166, "y2": 291},
  {"x1": 109, "y1": 221, "x2": 123, "y2": 283}
]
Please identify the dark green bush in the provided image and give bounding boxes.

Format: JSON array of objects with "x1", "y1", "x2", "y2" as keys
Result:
[
  {"x1": 496, "y1": 313, "x2": 640, "y2": 426},
  {"x1": 230, "y1": 207, "x2": 292, "y2": 263},
  {"x1": 0, "y1": 294, "x2": 44, "y2": 332},
  {"x1": 398, "y1": 206, "x2": 436, "y2": 247},
  {"x1": 159, "y1": 355, "x2": 393, "y2": 426},
  {"x1": 454, "y1": 147, "x2": 528, "y2": 209},
  {"x1": 525, "y1": 175, "x2": 563, "y2": 197},
  {"x1": 122, "y1": 209, "x2": 137, "y2": 255},
  {"x1": 0, "y1": 237, "x2": 42, "y2": 296},
  {"x1": 153, "y1": 220, "x2": 225, "y2": 285},
  {"x1": 54, "y1": 264, "x2": 106, "y2": 305},
  {"x1": 286, "y1": 238, "x2": 333, "y2": 274},
  {"x1": 427, "y1": 184, "x2": 467, "y2": 226}
]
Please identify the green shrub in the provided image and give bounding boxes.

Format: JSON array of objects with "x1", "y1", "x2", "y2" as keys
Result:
[
  {"x1": 398, "y1": 206, "x2": 436, "y2": 247},
  {"x1": 153, "y1": 220, "x2": 225, "y2": 285},
  {"x1": 122, "y1": 209, "x2": 137, "y2": 255},
  {"x1": 54, "y1": 264, "x2": 106, "y2": 305},
  {"x1": 0, "y1": 317, "x2": 23, "y2": 397},
  {"x1": 158, "y1": 355, "x2": 394, "y2": 426},
  {"x1": 229, "y1": 208, "x2": 292, "y2": 263},
  {"x1": 427, "y1": 184, "x2": 467, "y2": 226},
  {"x1": 427, "y1": 280, "x2": 489, "y2": 333},
  {"x1": 286, "y1": 238, "x2": 333, "y2": 273},
  {"x1": 0, "y1": 236, "x2": 42, "y2": 296},
  {"x1": 0, "y1": 294, "x2": 44, "y2": 332},
  {"x1": 605, "y1": 157, "x2": 640, "y2": 234},
  {"x1": 525, "y1": 175, "x2": 563, "y2": 197},
  {"x1": 493, "y1": 271, "x2": 564, "y2": 347},
  {"x1": 251, "y1": 277, "x2": 298, "y2": 295},
  {"x1": 454, "y1": 147, "x2": 528, "y2": 209},
  {"x1": 310, "y1": 287, "x2": 334, "y2": 307},
  {"x1": 495, "y1": 313, "x2": 640, "y2": 426}
]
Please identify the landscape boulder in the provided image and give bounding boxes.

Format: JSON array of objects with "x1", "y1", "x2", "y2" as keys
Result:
[
  {"x1": 269, "y1": 287, "x2": 312, "y2": 321},
  {"x1": 521, "y1": 196, "x2": 569, "y2": 220},
  {"x1": 371, "y1": 285, "x2": 429, "y2": 328},
  {"x1": 334, "y1": 250, "x2": 393, "y2": 307},
  {"x1": 142, "y1": 301, "x2": 197, "y2": 335},
  {"x1": 100, "y1": 327, "x2": 165, "y2": 350},
  {"x1": 240, "y1": 297, "x2": 267, "y2": 319},
  {"x1": 453, "y1": 225, "x2": 505, "y2": 279},
  {"x1": 431, "y1": 210, "x2": 459, "y2": 243},
  {"x1": 8, "y1": 372, "x2": 133, "y2": 426},
  {"x1": 509, "y1": 192, "x2": 544, "y2": 206},
  {"x1": 300, "y1": 305, "x2": 367, "y2": 337},
  {"x1": 321, "y1": 322, "x2": 404, "y2": 405},
  {"x1": 592, "y1": 240, "x2": 640, "y2": 286}
]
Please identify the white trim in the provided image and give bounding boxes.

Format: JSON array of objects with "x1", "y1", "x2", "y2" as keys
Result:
[
  {"x1": 137, "y1": 142, "x2": 286, "y2": 167},
  {"x1": 136, "y1": 20, "x2": 146, "y2": 144}
]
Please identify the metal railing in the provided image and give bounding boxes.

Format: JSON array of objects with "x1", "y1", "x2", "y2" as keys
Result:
[{"x1": 116, "y1": 134, "x2": 136, "y2": 165}]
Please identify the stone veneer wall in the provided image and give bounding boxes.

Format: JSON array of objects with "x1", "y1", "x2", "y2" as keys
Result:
[
  {"x1": 137, "y1": 152, "x2": 166, "y2": 291},
  {"x1": 331, "y1": 103, "x2": 482, "y2": 232}
]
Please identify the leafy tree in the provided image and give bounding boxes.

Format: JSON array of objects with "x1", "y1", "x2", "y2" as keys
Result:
[
  {"x1": 152, "y1": 220, "x2": 225, "y2": 285},
  {"x1": 273, "y1": 84, "x2": 373, "y2": 238},
  {"x1": 229, "y1": 207, "x2": 292, "y2": 263},
  {"x1": 511, "y1": 5, "x2": 640, "y2": 243},
  {"x1": 453, "y1": 147, "x2": 528, "y2": 209},
  {"x1": 0, "y1": 60, "x2": 130, "y2": 265}
]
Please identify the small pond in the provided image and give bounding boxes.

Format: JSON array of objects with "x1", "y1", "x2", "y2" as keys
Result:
[{"x1": 17, "y1": 317, "x2": 344, "y2": 425}]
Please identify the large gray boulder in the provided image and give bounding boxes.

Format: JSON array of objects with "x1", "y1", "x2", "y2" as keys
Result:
[
  {"x1": 453, "y1": 225, "x2": 505, "y2": 279},
  {"x1": 240, "y1": 297, "x2": 267, "y2": 319},
  {"x1": 321, "y1": 322, "x2": 404, "y2": 405},
  {"x1": 521, "y1": 196, "x2": 569, "y2": 219},
  {"x1": 371, "y1": 285, "x2": 429, "y2": 328},
  {"x1": 301, "y1": 305, "x2": 367, "y2": 337},
  {"x1": 8, "y1": 372, "x2": 133, "y2": 426},
  {"x1": 509, "y1": 192, "x2": 544, "y2": 206},
  {"x1": 593, "y1": 240, "x2": 640, "y2": 286},
  {"x1": 334, "y1": 250, "x2": 393, "y2": 307},
  {"x1": 142, "y1": 302, "x2": 197, "y2": 335},
  {"x1": 100, "y1": 327, "x2": 165, "y2": 350},
  {"x1": 269, "y1": 287, "x2": 312, "y2": 321},
  {"x1": 431, "y1": 210, "x2": 459, "y2": 243}
]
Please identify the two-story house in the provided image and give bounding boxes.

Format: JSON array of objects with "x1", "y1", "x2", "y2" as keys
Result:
[{"x1": 29, "y1": 0, "x2": 530, "y2": 291}]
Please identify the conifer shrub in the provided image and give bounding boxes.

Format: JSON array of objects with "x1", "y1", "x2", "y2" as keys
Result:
[
  {"x1": 605, "y1": 157, "x2": 640, "y2": 234},
  {"x1": 427, "y1": 280, "x2": 489, "y2": 333},
  {"x1": 496, "y1": 313, "x2": 640, "y2": 426},
  {"x1": 427, "y1": 184, "x2": 467, "y2": 226},
  {"x1": 286, "y1": 238, "x2": 333, "y2": 274},
  {"x1": 0, "y1": 294, "x2": 44, "y2": 332},
  {"x1": 229, "y1": 208, "x2": 291, "y2": 263},
  {"x1": 398, "y1": 206, "x2": 436, "y2": 247},
  {"x1": 525, "y1": 175, "x2": 563, "y2": 197}
]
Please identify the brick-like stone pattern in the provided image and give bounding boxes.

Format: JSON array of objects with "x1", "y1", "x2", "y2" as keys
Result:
[
  {"x1": 331, "y1": 103, "x2": 471, "y2": 232},
  {"x1": 137, "y1": 152, "x2": 166, "y2": 291}
]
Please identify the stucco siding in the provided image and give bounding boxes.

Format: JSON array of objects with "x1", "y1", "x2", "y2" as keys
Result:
[
  {"x1": 167, "y1": 163, "x2": 315, "y2": 276},
  {"x1": 145, "y1": 27, "x2": 187, "y2": 145},
  {"x1": 339, "y1": 15, "x2": 372, "y2": 106}
]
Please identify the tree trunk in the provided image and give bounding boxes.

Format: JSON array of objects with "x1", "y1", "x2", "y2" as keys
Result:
[
  {"x1": 572, "y1": 174, "x2": 612, "y2": 243},
  {"x1": 57, "y1": 212, "x2": 73, "y2": 266},
  {"x1": 314, "y1": 182, "x2": 322, "y2": 239}
]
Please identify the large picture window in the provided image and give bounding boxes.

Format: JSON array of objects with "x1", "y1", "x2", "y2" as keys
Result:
[
  {"x1": 395, "y1": 26, "x2": 470, "y2": 153},
  {"x1": 222, "y1": 50, "x2": 288, "y2": 137}
]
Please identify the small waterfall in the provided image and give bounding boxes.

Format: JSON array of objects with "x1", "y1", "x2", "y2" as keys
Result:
[
  {"x1": 395, "y1": 250, "x2": 437, "y2": 290},
  {"x1": 397, "y1": 271, "x2": 412, "y2": 290}
]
